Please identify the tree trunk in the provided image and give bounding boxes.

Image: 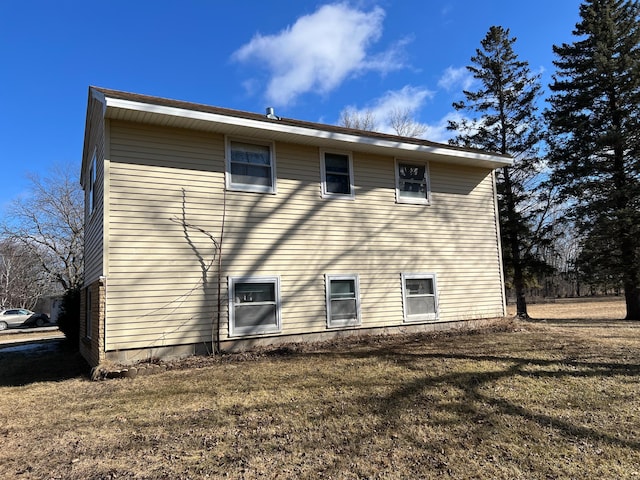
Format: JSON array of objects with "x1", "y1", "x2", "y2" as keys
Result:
[
  {"x1": 513, "y1": 259, "x2": 529, "y2": 319},
  {"x1": 611, "y1": 138, "x2": 640, "y2": 321},
  {"x1": 502, "y1": 166, "x2": 529, "y2": 319},
  {"x1": 624, "y1": 284, "x2": 640, "y2": 320},
  {"x1": 621, "y1": 235, "x2": 640, "y2": 320},
  {"x1": 615, "y1": 219, "x2": 640, "y2": 319}
]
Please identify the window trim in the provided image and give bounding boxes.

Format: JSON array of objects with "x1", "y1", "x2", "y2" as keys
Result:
[
  {"x1": 88, "y1": 150, "x2": 97, "y2": 215},
  {"x1": 395, "y1": 158, "x2": 431, "y2": 205},
  {"x1": 225, "y1": 137, "x2": 277, "y2": 194},
  {"x1": 401, "y1": 273, "x2": 439, "y2": 322},
  {"x1": 325, "y1": 274, "x2": 361, "y2": 328},
  {"x1": 228, "y1": 275, "x2": 282, "y2": 337},
  {"x1": 320, "y1": 149, "x2": 355, "y2": 199}
]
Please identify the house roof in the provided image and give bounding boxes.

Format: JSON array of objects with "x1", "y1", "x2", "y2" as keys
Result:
[{"x1": 87, "y1": 86, "x2": 512, "y2": 170}]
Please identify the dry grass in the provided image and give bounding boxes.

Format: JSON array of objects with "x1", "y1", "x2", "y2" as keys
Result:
[
  {"x1": 508, "y1": 297, "x2": 627, "y2": 320},
  {"x1": 0, "y1": 328, "x2": 64, "y2": 345},
  {"x1": 1, "y1": 299, "x2": 639, "y2": 479}
]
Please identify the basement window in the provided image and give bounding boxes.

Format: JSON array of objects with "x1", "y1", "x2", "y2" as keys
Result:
[
  {"x1": 401, "y1": 273, "x2": 438, "y2": 322},
  {"x1": 229, "y1": 276, "x2": 281, "y2": 336},
  {"x1": 326, "y1": 274, "x2": 361, "y2": 327}
]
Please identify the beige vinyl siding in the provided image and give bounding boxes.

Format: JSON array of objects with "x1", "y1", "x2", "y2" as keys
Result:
[
  {"x1": 83, "y1": 95, "x2": 106, "y2": 284},
  {"x1": 106, "y1": 122, "x2": 223, "y2": 350},
  {"x1": 104, "y1": 121, "x2": 504, "y2": 352}
]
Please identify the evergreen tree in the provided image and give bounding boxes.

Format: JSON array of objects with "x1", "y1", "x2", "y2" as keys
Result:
[
  {"x1": 448, "y1": 26, "x2": 548, "y2": 318},
  {"x1": 546, "y1": 0, "x2": 640, "y2": 319},
  {"x1": 576, "y1": 226, "x2": 624, "y2": 294}
]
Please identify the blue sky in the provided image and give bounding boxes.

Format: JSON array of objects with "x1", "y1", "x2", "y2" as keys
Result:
[{"x1": 0, "y1": 1, "x2": 582, "y2": 216}]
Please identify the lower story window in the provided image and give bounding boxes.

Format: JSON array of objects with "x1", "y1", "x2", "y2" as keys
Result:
[
  {"x1": 402, "y1": 273, "x2": 438, "y2": 322},
  {"x1": 229, "y1": 276, "x2": 281, "y2": 336},
  {"x1": 326, "y1": 274, "x2": 361, "y2": 327}
]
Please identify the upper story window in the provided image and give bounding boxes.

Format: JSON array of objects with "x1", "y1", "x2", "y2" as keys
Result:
[
  {"x1": 320, "y1": 150, "x2": 355, "y2": 199},
  {"x1": 88, "y1": 151, "x2": 97, "y2": 215},
  {"x1": 395, "y1": 159, "x2": 430, "y2": 205},
  {"x1": 226, "y1": 138, "x2": 276, "y2": 193}
]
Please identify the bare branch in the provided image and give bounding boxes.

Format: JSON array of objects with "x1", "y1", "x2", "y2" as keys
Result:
[
  {"x1": 389, "y1": 107, "x2": 427, "y2": 137},
  {"x1": 1, "y1": 162, "x2": 84, "y2": 293},
  {"x1": 339, "y1": 108, "x2": 378, "y2": 131}
]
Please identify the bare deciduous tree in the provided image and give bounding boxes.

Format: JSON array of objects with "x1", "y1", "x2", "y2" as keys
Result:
[
  {"x1": 0, "y1": 239, "x2": 50, "y2": 309},
  {"x1": 389, "y1": 107, "x2": 427, "y2": 137},
  {"x1": 339, "y1": 106, "x2": 426, "y2": 138},
  {"x1": 339, "y1": 108, "x2": 378, "y2": 131},
  {"x1": 1, "y1": 241, "x2": 35, "y2": 308},
  {"x1": 2, "y1": 162, "x2": 84, "y2": 293}
]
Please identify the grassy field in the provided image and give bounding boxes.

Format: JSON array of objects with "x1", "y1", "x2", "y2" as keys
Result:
[{"x1": 1, "y1": 299, "x2": 638, "y2": 479}]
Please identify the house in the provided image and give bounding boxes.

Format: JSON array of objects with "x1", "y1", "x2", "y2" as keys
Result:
[{"x1": 79, "y1": 86, "x2": 511, "y2": 367}]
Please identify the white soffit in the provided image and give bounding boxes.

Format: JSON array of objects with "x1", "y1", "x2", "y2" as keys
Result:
[{"x1": 103, "y1": 96, "x2": 512, "y2": 169}]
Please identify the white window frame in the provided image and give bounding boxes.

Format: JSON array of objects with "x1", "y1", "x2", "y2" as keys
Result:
[
  {"x1": 320, "y1": 149, "x2": 355, "y2": 199},
  {"x1": 401, "y1": 273, "x2": 439, "y2": 322},
  {"x1": 325, "y1": 274, "x2": 361, "y2": 328},
  {"x1": 225, "y1": 137, "x2": 277, "y2": 194},
  {"x1": 228, "y1": 276, "x2": 281, "y2": 337},
  {"x1": 88, "y1": 150, "x2": 97, "y2": 215},
  {"x1": 395, "y1": 158, "x2": 430, "y2": 205}
]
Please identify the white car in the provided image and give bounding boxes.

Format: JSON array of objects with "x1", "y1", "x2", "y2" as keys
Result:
[{"x1": 0, "y1": 309, "x2": 50, "y2": 330}]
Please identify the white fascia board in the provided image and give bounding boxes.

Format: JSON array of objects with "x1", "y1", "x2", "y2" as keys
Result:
[{"x1": 103, "y1": 96, "x2": 512, "y2": 168}]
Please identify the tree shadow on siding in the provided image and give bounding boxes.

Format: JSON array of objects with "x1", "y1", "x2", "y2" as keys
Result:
[{"x1": 147, "y1": 149, "x2": 497, "y2": 351}]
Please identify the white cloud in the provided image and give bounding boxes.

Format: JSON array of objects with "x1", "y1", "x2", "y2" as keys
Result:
[
  {"x1": 232, "y1": 3, "x2": 404, "y2": 106},
  {"x1": 371, "y1": 85, "x2": 434, "y2": 116},
  {"x1": 438, "y1": 66, "x2": 475, "y2": 92},
  {"x1": 337, "y1": 84, "x2": 482, "y2": 145},
  {"x1": 423, "y1": 111, "x2": 468, "y2": 144}
]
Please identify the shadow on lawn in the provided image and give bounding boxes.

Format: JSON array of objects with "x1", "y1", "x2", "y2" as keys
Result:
[
  {"x1": 188, "y1": 328, "x2": 640, "y2": 479},
  {"x1": 370, "y1": 347, "x2": 640, "y2": 453},
  {"x1": 0, "y1": 339, "x2": 89, "y2": 387}
]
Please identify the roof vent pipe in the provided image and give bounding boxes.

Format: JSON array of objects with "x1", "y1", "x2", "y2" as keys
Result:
[{"x1": 265, "y1": 107, "x2": 279, "y2": 120}]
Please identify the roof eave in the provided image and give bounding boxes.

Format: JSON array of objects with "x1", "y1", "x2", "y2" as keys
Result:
[{"x1": 100, "y1": 91, "x2": 513, "y2": 169}]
